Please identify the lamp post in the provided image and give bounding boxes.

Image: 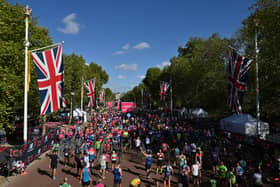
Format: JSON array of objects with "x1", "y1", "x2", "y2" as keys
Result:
[{"x1": 69, "y1": 91, "x2": 75, "y2": 125}]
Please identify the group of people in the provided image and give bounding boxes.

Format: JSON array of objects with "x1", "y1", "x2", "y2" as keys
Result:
[
  {"x1": 48, "y1": 111, "x2": 128, "y2": 187},
  {"x1": 46, "y1": 109, "x2": 278, "y2": 187}
]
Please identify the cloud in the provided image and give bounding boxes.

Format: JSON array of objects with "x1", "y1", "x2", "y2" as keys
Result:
[
  {"x1": 113, "y1": 50, "x2": 125, "y2": 55},
  {"x1": 58, "y1": 13, "x2": 80, "y2": 34},
  {"x1": 117, "y1": 75, "x2": 127, "y2": 80},
  {"x1": 115, "y1": 64, "x2": 138, "y2": 71},
  {"x1": 133, "y1": 42, "x2": 151, "y2": 50},
  {"x1": 156, "y1": 61, "x2": 171, "y2": 69},
  {"x1": 137, "y1": 75, "x2": 145, "y2": 80},
  {"x1": 122, "y1": 43, "x2": 130, "y2": 50}
]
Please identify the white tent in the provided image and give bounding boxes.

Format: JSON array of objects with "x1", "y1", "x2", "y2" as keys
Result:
[
  {"x1": 73, "y1": 108, "x2": 87, "y2": 123},
  {"x1": 191, "y1": 108, "x2": 209, "y2": 118},
  {"x1": 220, "y1": 114, "x2": 269, "y2": 137}
]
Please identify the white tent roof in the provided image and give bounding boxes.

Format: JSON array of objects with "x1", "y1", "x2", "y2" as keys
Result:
[
  {"x1": 191, "y1": 108, "x2": 209, "y2": 118},
  {"x1": 220, "y1": 113, "x2": 269, "y2": 136}
]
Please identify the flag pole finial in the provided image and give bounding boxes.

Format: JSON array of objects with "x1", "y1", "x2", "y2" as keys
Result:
[{"x1": 24, "y1": 5, "x2": 32, "y2": 16}]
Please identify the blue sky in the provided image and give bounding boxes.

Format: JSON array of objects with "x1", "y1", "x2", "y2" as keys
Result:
[{"x1": 10, "y1": 0, "x2": 255, "y2": 93}]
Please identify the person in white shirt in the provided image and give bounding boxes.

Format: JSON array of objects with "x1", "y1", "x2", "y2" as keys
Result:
[
  {"x1": 135, "y1": 137, "x2": 141, "y2": 158},
  {"x1": 83, "y1": 152, "x2": 90, "y2": 168},
  {"x1": 192, "y1": 160, "x2": 200, "y2": 187},
  {"x1": 100, "y1": 153, "x2": 106, "y2": 179}
]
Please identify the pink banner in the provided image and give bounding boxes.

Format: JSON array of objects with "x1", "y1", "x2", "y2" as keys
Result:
[
  {"x1": 121, "y1": 102, "x2": 136, "y2": 113},
  {"x1": 107, "y1": 102, "x2": 112, "y2": 108}
]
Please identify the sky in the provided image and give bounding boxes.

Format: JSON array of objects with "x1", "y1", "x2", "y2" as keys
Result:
[{"x1": 9, "y1": 0, "x2": 255, "y2": 93}]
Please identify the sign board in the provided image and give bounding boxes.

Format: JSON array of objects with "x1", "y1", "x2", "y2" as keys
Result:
[
  {"x1": 107, "y1": 102, "x2": 113, "y2": 108},
  {"x1": 121, "y1": 102, "x2": 136, "y2": 113}
]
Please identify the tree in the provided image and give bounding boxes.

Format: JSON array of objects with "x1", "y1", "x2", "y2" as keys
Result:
[
  {"x1": 104, "y1": 88, "x2": 115, "y2": 102},
  {"x1": 143, "y1": 68, "x2": 161, "y2": 107},
  {"x1": 238, "y1": 0, "x2": 280, "y2": 120},
  {"x1": 0, "y1": 0, "x2": 52, "y2": 131}
]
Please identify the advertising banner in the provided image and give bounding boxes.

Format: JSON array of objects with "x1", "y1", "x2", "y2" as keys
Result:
[{"x1": 121, "y1": 102, "x2": 136, "y2": 113}]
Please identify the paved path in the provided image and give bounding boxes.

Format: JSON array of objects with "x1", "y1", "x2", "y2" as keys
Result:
[{"x1": 2, "y1": 148, "x2": 181, "y2": 187}]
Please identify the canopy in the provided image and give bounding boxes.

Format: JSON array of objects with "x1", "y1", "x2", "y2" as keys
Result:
[
  {"x1": 220, "y1": 114, "x2": 269, "y2": 137},
  {"x1": 73, "y1": 108, "x2": 87, "y2": 123},
  {"x1": 191, "y1": 108, "x2": 209, "y2": 118}
]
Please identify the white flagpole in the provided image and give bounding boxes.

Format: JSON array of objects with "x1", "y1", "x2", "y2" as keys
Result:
[
  {"x1": 30, "y1": 41, "x2": 64, "y2": 53},
  {"x1": 255, "y1": 19, "x2": 260, "y2": 136},
  {"x1": 81, "y1": 77, "x2": 83, "y2": 111},
  {"x1": 23, "y1": 5, "x2": 31, "y2": 144},
  {"x1": 170, "y1": 79, "x2": 173, "y2": 115}
]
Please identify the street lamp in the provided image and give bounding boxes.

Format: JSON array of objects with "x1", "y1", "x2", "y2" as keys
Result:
[{"x1": 69, "y1": 91, "x2": 75, "y2": 125}]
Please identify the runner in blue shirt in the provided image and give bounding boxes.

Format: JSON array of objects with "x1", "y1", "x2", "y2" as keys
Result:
[
  {"x1": 141, "y1": 147, "x2": 153, "y2": 179},
  {"x1": 80, "y1": 163, "x2": 91, "y2": 187}
]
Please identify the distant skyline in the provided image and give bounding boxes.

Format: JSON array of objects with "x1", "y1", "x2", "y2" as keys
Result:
[{"x1": 10, "y1": 0, "x2": 255, "y2": 93}]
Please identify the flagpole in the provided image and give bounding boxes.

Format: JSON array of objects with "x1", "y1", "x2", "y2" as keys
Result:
[
  {"x1": 81, "y1": 77, "x2": 83, "y2": 111},
  {"x1": 23, "y1": 5, "x2": 31, "y2": 144},
  {"x1": 255, "y1": 19, "x2": 260, "y2": 137},
  {"x1": 30, "y1": 41, "x2": 64, "y2": 52},
  {"x1": 170, "y1": 79, "x2": 173, "y2": 116},
  {"x1": 141, "y1": 89, "x2": 143, "y2": 108}
]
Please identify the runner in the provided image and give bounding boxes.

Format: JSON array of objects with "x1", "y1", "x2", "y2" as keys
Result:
[
  {"x1": 111, "y1": 150, "x2": 118, "y2": 170},
  {"x1": 135, "y1": 137, "x2": 141, "y2": 158},
  {"x1": 217, "y1": 161, "x2": 228, "y2": 186},
  {"x1": 99, "y1": 152, "x2": 106, "y2": 179},
  {"x1": 113, "y1": 163, "x2": 122, "y2": 187},
  {"x1": 80, "y1": 163, "x2": 91, "y2": 187},
  {"x1": 192, "y1": 160, "x2": 200, "y2": 187},
  {"x1": 74, "y1": 150, "x2": 83, "y2": 179},
  {"x1": 181, "y1": 162, "x2": 190, "y2": 187},
  {"x1": 88, "y1": 145, "x2": 96, "y2": 169},
  {"x1": 178, "y1": 152, "x2": 186, "y2": 170},
  {"x1": 236, "y1": 162, "x2": 244, "y2": 186},
  {"x1": 162, "y1": 161, "x2": 173, "y2": 187},
  {"x1": 140, "y1": 147, "x2": 153, "y2": 179},
  {"x1": 229, "y1": 167, "x2": 237, "y2": 187},
  {"x1": 173, "y1": 146, "x2": 180, "y2": 166},
  {"x1": 82, "y1": 152, "x2": 90, "y2": 169},
  {"x1": 49, "y1": 150, "x2": 59, "y2": 180},
  {"x1": 60, "y1": 177, "x2": 71, "y2": 187},
  {"x1": 156, "y1": 148, "x2": 164, "y2": 175},
  {"x1": 63, "y1": 146, "x2": 71, "y2": 167}
]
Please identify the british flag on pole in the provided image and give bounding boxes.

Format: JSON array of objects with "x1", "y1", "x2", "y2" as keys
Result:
[
  {"x1": 160, "y1": 81, "x2": 169, "y2": 104},
  {"x1": 228, "y1": 50, "x2": 253, "y2": 114},
  {"x1": 99, "y1": 89, "x2": 104, "y2": 104},
  {"x1": 32, "y1": 45, "x2": 66, "y2": 115},
  {"x1": 84, "y1": 79, "x2": 96, "y2": 107}
]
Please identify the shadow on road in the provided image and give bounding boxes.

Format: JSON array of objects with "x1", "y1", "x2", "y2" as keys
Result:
[
  {"x1": 134, "y1": 165, "x2": 146, "y2": 171},
  {"x1": 37, "y1": 168, "x2": 51, "y2": 178},
  {"x1": 61, "y1": 168, "x2": 78, "y2": 178}
]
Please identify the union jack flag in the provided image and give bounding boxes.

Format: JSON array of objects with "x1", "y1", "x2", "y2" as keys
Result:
[
  {"x1": 228, "y1": 50, "x2": 253, "y2": 114},
  {"x1": 32, "y1": 45, "x2": 65, "y2": 115},
  {"x1": 99, "y1": 89, "x2": 105, "y2": 104},
  {"x1": 160, "y1": 81, "x2": 169, "y2": 104},
  {"x1": 84, "y1": 79, "x2": 96, "y2": 107}
]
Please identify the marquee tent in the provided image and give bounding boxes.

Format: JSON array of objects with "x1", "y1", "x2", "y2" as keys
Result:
[
  {"x1": 191, "y1": 108, "x2": 209, "y2": 118},
  {"x1": 220, "y1": 114, "x2": 269, "y2": 137}
]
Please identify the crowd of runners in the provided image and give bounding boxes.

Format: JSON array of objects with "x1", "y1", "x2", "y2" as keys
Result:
[{"x1": 46, "y1": 109, "x2": 279, "y2": 187}]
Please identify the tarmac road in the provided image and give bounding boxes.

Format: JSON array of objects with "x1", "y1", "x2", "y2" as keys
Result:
[{"x1": 2, "y1": 148, "x2": 181, "y2": 187}]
